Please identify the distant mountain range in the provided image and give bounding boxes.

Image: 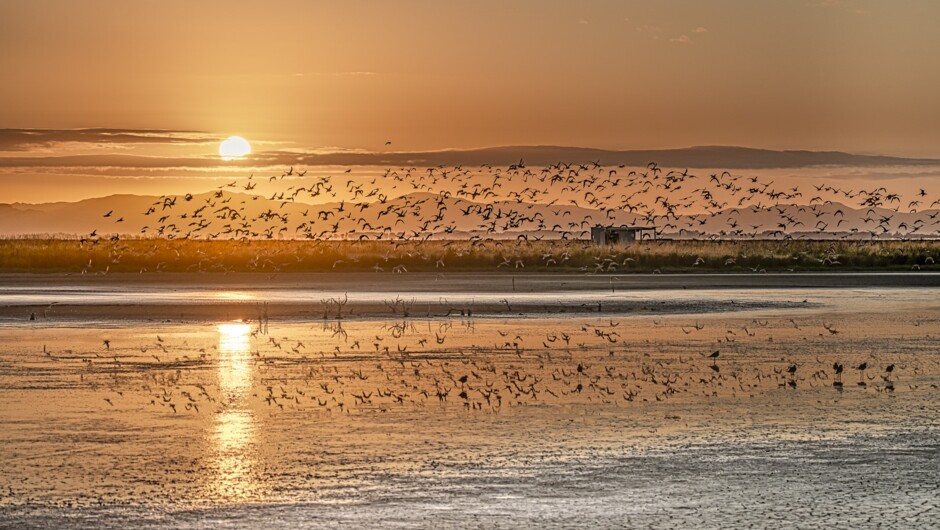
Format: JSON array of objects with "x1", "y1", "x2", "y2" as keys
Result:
[
  {"x1": 339, "y1": 145, "x2": 940, "y2": 170},
  {"x1": 2, "y1": 145, "x2": 938, "y2": 170},
  {"x1": 2, "y1": 191, "x2": 936, "y2": 239}
]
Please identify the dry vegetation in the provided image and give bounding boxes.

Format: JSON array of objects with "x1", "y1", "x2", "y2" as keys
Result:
[{"x1": 1, "y1": 238, "x2": 938, "y2": 274}]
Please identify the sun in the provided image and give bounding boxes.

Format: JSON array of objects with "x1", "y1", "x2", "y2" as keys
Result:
[{"x1": 219, "y1": 136, "x2": 251, "y2": 160}]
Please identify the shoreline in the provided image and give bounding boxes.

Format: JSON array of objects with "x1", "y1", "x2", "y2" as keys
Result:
[
  {"x1": 3, "y1": 271, "x2": 940, "y2": 291},
  {"x1": 2, "y1": 272, "x2": 938, "y2": 320},
  {"x1": 0, "y1": 299, "x2": 816, "y2": 321}
]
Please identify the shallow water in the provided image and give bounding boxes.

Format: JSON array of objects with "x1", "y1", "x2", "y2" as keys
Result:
[{"x1": 1, "y1": 277, "x2": 939, "y2": 528}]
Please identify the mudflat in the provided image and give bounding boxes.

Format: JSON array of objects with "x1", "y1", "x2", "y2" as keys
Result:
[{"x1": 1, "y1": 274, "x2": 938, "y2": 527}]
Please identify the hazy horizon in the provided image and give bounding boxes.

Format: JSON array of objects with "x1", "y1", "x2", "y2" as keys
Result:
[{"x1": 3, "y1": 140, "x2": 940, "y2": 204}]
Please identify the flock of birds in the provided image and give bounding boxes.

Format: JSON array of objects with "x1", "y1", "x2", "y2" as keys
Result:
[
  {"x1": 41, "y1": 157, "x2": 940, "y2": 411},
  {"x1": 10, "y1": 159, "x2": 940, "y2": 517},
  {"x1": 80, "y1": 160, "x2": 940, "y2": 245},
  {"x1": 12, "y1": 307, "x2": 939, "y2": 516},
  {"x1": 36, "y1": 312, "x2": 934, "y2": 417}
]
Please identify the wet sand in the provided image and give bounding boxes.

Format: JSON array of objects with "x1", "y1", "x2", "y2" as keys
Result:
[{"x1": 1, "y1": 274, "x2": 939, "y2": 528}]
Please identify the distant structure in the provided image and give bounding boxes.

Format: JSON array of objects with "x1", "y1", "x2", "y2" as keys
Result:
[{"x1": 590, "y1": 225, "x2": 657, "y2": 245}]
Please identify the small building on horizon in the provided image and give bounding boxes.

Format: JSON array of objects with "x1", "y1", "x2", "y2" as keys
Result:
[{"x1": 590, "y1": 225, "x2": 657, "y2": 245}]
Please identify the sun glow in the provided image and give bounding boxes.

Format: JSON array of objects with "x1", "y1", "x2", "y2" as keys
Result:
[{"x1": 219, "y1": 136, "x2": 251, "y2": 160}]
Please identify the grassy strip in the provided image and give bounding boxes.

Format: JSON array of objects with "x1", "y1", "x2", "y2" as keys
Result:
[{"x1": 0, "y1": 238, "x2": 938, "y2": 274}]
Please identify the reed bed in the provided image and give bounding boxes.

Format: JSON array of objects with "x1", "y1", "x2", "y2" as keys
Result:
[{"x1": 0, "y1": 238, "x2": 938, "y2": 274}]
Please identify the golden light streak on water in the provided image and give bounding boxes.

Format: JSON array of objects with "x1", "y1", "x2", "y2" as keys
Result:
[
  {"x1": 218, "y1": 322, "x2": 252, "y2": 401},
  {"x1": 212, "y1": 322, "x2": 261, "y2": 502},
  {"x1": 214, "y1": 292, "x2": 256, "y2": 302}
]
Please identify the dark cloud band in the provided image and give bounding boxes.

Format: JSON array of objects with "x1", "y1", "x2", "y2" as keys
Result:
[{"x1": 0, "y1": 128, "x2": 218, "y2": 151}]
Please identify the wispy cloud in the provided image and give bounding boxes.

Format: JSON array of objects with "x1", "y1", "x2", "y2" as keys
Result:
[
  {"x1": 634, "y1": 24, "x2": 661, "y2": 33},
  {"x1": 0, "y1": 129, "x2": 218, "y2": 152},
  {"x1": 670, "y1": 34, "x2": 691, "y2": 44}
]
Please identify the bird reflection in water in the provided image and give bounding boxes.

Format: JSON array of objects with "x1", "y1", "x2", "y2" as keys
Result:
[{"x1": 212, "y1": 322, "x2": 262, "y2": 502}]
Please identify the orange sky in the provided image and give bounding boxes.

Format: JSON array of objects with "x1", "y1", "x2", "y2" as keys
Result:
[{"x1": 2, "y1": 0, "x2": 939, "y2": 155}]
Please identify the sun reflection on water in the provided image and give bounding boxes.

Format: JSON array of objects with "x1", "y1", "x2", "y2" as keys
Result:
[
  {"x1": 218, "y1": 322, "x2": 251, "y2": 401},
  {"x1": 211, "y1": 321, "x2": 261, "y2": 503},
  {"x1": 214, "y1": 291, "x2": 255, "y2": 301}
]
